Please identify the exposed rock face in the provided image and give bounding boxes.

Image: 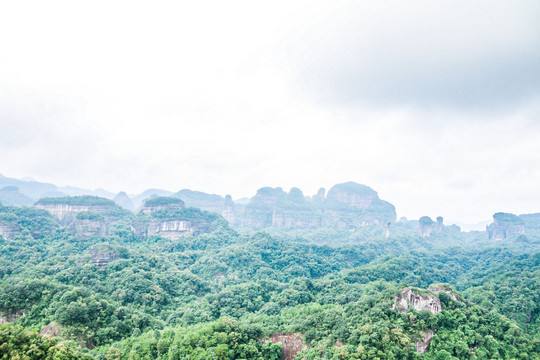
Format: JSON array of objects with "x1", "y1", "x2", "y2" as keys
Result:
[
  {"x1": 41, "y1": 321, "x2": 62, "y2": 337},
  {"x1": 418, "y1": 216, "x2": 434, "y2": 237},
  {"x1": 89, "y1": 245, "x2": 122, "y2": 267},
  {"x1": 114, "y1": 191, "x2": 135, "y2": 211},
  {"x1": 0, "y1": 310, "x2": 26, "y2": 324},
  {"x1": 428, "y1": 284, "x2": 461, "y2": 303},
  {"x1": 0, "y1": 220, "x2": 19, "y2": 240},
  {"x1": 146, "y1": 220, "x2": 193, "y2": 240},
  {"x1": 222, "y1": 195, "x2": 236, "y2": 226},
  {"x1": 436, "y1": 216, "x2": 444, "y2": 231},
  {"x1": 415, "y1": 331, "x2": 434, "y2": 354},
  {"x1": 326, "y1": 182, "x2": 377, "y2": 209},
  {"x1": 173, "y1": 189, "x2": 225, "y2": 214},
  {"x1": 69, "y1": 214, "x2": 107, "y2": 240},
  {"x1": 35, "y1": 196, "x2": 118, "y2": 225},
  {"x1": 487, "y1": 212, "x2": 525, "y2": 240},
  {"x1": 141, "y1": 197, "x2": 185, "y2": 215},
  {"x1": 262, "y1": 333, "x2": 306, "y2": 360},
  {"x1": 272, "y1": 188, "x2": 321, "y2": 229},
  {"x1": 242, "y1": 187, "x2": 286, "y2": 228},
  {"x1": 240, "y1": 183, "x2": 396, "y2": 231},
  {"x1": 322, "y1": 182, "x2": 396, "y2": 229},
  {"x1": 393, "y1": 287, "x2": 441, "y2": 314}
]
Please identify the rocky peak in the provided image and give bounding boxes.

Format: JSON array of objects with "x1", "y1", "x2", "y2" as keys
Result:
[
  {"x1": 418, "y1": 216, "x2": 434, "y2": 237},
  {"x1": 35, "y1": 196, "x2": 118, "y2": 224},
  {"x1": 114, "y1": 191, "x2": 135, "y2": 211},
  {"x1": 436, "y1": 216, "x2": 443, "y2": 231},
  {"x1": 326, "y1": 182, "x2": 377, "y2": 209},
  {"x1": 0, "y1": 216, "x2": 19, "y2": 241},
  {"x1": 487, "y1": 212, "x2": 525, "y2": 240},
  {"x1": 393, "y1": 287, "x2": 442, "y2": 314},
  {"x1": 222, "y1": 194, "x2": 236, "y2": 226}
]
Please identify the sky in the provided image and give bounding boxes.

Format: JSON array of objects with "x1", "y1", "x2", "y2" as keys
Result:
[{"x1": 1, "y1": 1, "x2": 539, "y2": 225}]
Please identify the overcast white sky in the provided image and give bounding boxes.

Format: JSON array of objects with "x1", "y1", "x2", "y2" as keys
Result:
[{"x1": 1, "y1": 1, "x2": 539, "y2": 224}]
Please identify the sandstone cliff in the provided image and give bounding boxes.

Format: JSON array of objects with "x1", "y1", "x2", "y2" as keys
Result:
[
  {"x1": 222, "y1": 195, "x2": 236, "y2": 226},
  {"x1": 486, "y1": 212, "x2": 525, "y2": 240},
  {"x1": 35, "y1": 196, "x2": 121, "y2": 225},
  {"x1": 114, "y1": 191, "x2": 135, "y2": 211},
  {"x1": 418, "y1": 216, "x2": 434, "y2": 237},
  {"x1": 322, "y1": 182, "x2": 397, "y2": 229},
  {"x1": 141, "y1": 196, "x2": 185, "y2": 215}
]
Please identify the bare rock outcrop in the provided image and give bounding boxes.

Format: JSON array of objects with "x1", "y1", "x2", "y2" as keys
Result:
[
  {"x1": 114, "y1": 191, "x2": 135, "y2": 211},
  {"x1": 486, "y1": 212, "x2": 525, "y2": 240},
  {"x1": 41, "y1": 321, "x2": 62, "y2": 337},
  {"x1": 271, "y1": 188, "x2": 321, "y2": 229},
  {"x1": 418, "y1": 216, "x2": 434, "y2": 237},
  {"x1": 323, "y1": 182, "x2": 396, "y2": 229},
  {"x1": 88, "y1": 244, "x2": 124, "y2": 267},
  {"x1": 415, "y1": 331, "x2": 434, "y2": 354},
  {"x1": 393, "y1": 287, "x2": 441, "y2": 314},
  {"x1": 35, "y1": 196, "x2": 119, "y2": 225},
  {"x1": 0, "y1": 310, "x2": 26, "y2": 324},
  {"x1": 69, "y1": 212, "x2": 107, "y2": 240},
  {"x1": 0, "y1": 219, "x2": 19, "y2": 240},
  {"x1": 222, "y1": 195, "x2": 236, "y2": 226},
  {"x1": 262, "y1": 333, "x2": 306, "y2": 360}
]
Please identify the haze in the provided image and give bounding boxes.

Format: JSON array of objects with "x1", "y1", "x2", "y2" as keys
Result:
[{"x1": 1, "y1": 0, "x2": 539, "y2": 224}]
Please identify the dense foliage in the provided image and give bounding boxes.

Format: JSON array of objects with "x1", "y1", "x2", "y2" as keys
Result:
[{"x1": 0, "y1": 203, "x2": 538, "y2": 359}]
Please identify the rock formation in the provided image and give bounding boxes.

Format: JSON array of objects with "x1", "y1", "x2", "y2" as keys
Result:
[
  {"x1": 0, "y1": 310, "x2": 26, "y2": 324},
  {"x1": 141, "y1": 197, "x2": 185, "y2": 215},
  {"x1": 41, "y1": 321, "x2": 62, "y2": 337},
  {"x1": 436, "y1": 216, "x2": 444, "y2": 231},
  {"x1": 172, "y1": 189, "x2": 225, "y2": 214},
  {"x1": 262, "y1": 333, "x2": 306, "y2": 360},
  {"x1": 393, "y1": 287, "x2": 442, "y2": 314},
  {"x1": 0, "y1": 186, "x2": 33, "y2": 206},
  {"x1": 271, "y1": 188, "x2": 321, "y2": 229},
  {"x1": 242, "y1": 187, "x2": 286, "y2": 228},
  {"x1": 415, "y1": 331, "x2": 434, "y2": 354},
  {"x1": 114, "y1": 191, "x2": 135, "y2": 211},
  {"x1": 222, "y1": 195, "x2": 236, "y2": 226},
  {"x1": 322, "y1": 182, "x2": 396, "y2": 229},
  {"x1": 418, "y1": 216, "x2": 434, "y2": 237},
  {"x1": 69, "y1": 212, "x2": 107, "y2": 240},
  {"x1": 486, "y1": 212, "x2": 525, "y2": 240},
  {"x1": 88, "y1": 244, "x2": 123, "y2": 267},
  {"x1": 0, "y1": 219, "x2": 19, "y2": 240},
  {"x1": 35, "y1": 196, "x2": 120, "y2": 224}
]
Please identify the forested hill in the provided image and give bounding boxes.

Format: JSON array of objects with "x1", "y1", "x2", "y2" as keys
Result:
[{"x1": 0, "y1": 200, "x2": 538, "y2": 359}]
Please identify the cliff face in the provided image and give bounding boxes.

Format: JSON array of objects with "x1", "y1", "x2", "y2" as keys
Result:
[
  {"x1": 393, "y1": 287, "x2": 442, "y2": 314},
  {"x1": 272, "y1": 188, "x2": 321, "y2": 229},
  {"x1": 146, "y1": 220, "x2": 193, "y2": 240},
  {"x1": 240, "y1": 183, "x2": 396, "y2": 231},
  {"x1": 114, "y1": 191, "x2": 135, "y2": 211},
  {"x1": 173, "y1": 189, "x2": 224, "y2": 214},
  {"x1": 222, "y1": 195, "x2": 236, "y2": 226},
  {"x1": 242, "y1": 187, "x2": 286, "y2": 228},
  {"x1": 0, "y1": 220, "x2": 19, "y2": 240},
  {"x1": 35, "y1": 203, "x2": 113, "y2": 224},
  {"x1": 418, "y1": 216, "x2": 434, "y2": 237},
  {"x1": 262, "y1": 333, "x2": 305, "y2": 360},
  {"x1": 88, "y1": 245, "x2": 122, "y2": 267},
  {"x1": 141, "y1": 202, "x2": 184, "y2": 216},
  {"x1": 322, "y1": 183, "x2": 397, "y2": 229},
  {"x1": 486, "y1": 212, "x2": 525, "y2": 240},
  {"x1": 69, "y1": 217, "x2": 107, "y2": 240}
]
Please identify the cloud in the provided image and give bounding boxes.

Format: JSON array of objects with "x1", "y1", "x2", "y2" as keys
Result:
[{"x1": 280, "y1": 1, "x2": 540, "y2": 112}]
